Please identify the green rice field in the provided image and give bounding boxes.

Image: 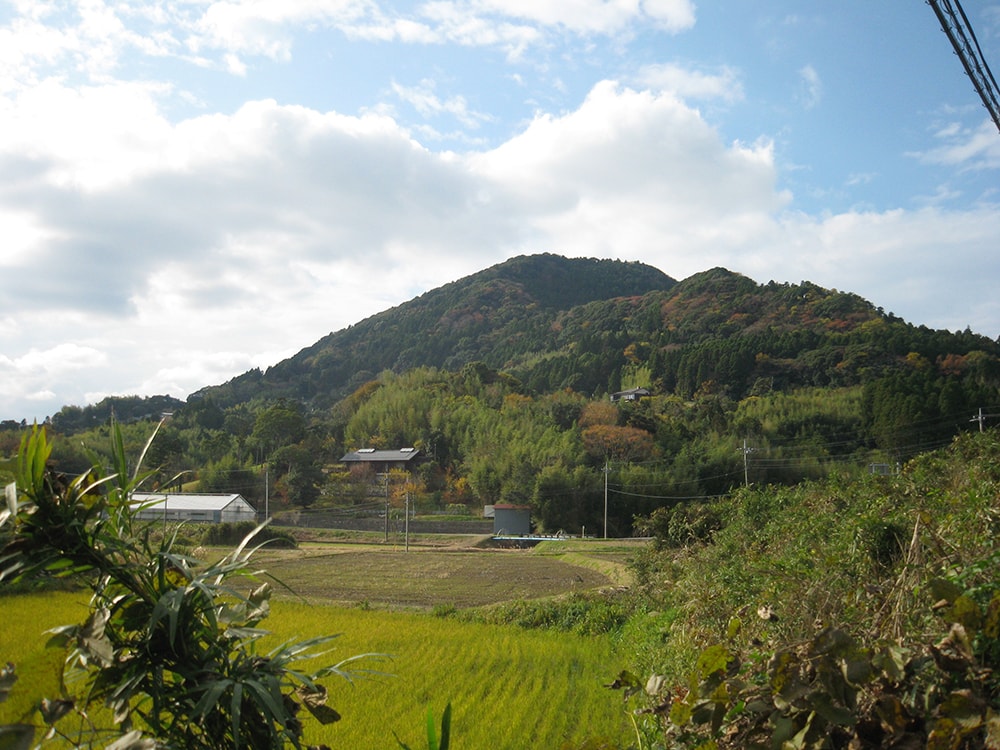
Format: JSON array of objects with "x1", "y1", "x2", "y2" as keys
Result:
[{"x1": 1, "y1": 579, "x2": 633, "y2": 748}]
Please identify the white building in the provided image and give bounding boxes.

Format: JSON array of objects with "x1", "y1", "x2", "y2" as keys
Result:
[{"x1": 131, "y1": 493, "x2": 257, "y2": 524}]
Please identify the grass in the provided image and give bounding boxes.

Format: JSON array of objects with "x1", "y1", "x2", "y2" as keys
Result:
[
  {"x1": 277, "y1": 603, "x2": 629, "y2": 748},
  {"x1": 0, "y1": 540, "x2": 639, "y2": 748},
  {"x1": 249, "y1": 538, "x2": 634, "y2": 609},
  {"x1": 0, "y1": 591, "x2": 94, "y2": 725},
  {"x1": 0, "y1": 593, "x2": 630, "y2": 749}
]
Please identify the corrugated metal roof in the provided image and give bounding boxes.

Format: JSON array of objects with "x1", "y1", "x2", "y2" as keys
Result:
[{"x1": 131, "y1": 492, "x2": 249, "y2": 511}]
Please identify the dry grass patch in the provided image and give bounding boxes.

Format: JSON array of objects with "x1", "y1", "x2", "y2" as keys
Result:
[{"x1": 257, "y1": 547, "x2": 613, "y2": 609}]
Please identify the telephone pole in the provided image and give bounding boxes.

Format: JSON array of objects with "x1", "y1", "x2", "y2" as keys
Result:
[
  {"x1": 384, "y1": 472, "x2": 390, "y2": 542},
  {"x1": 970, "y1": 407, "x2": 1000, "y2": 432},
  {"x1": 404, "y1": 492, "x2": 410, "y2": 553},
  {"x1": 741, "y1": 439, "x2": 754, "y2": 487},
  {"x1": 603, "y1": 460, "x2": 609, "y2": 539}
]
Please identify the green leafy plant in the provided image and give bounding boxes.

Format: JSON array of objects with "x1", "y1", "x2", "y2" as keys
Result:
[
  {"x1": 0, "y1": 423, "x2": 379, "y2": 749},
  {"x1": 395, "y1": 703, "x2": 451, "y2": 750},
  {"x1": 610, "y1": 583, "x2": 1000, "y2": 749}
]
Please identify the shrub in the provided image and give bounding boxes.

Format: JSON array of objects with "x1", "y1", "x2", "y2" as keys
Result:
[
  {"x1": 635, "y1": 502, "x2": 723, "y2": 550},
  {"x1": 203, "y1": 521, "x2": 297, "y2": 548},
  {"x1": 0, "y1": 424, "x2": 374, "y2": 749},
  {"x1": 855, "y1": 518, "x2": 907, "y2": 570},
  {"x1": 611, "y1": 577, "x2": 1000, "y2": 749},
  {"x1": 461, "y1": 591, "x2": 632, "y2": 636}
]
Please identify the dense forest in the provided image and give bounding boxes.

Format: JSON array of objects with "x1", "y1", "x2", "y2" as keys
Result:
[{"x1": 4, "y1": 254, "x2": 1000, "y2": 536}]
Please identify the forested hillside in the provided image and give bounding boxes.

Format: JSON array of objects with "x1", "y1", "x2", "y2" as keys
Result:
[
  {"x1": 189, "y1": 253, "x2": 677, "y2": 410},
  {"x1": 10, "y1": 253, "x2": 1000, "y2": 536}
]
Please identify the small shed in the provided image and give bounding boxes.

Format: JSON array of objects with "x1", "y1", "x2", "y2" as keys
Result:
[
  {"x1": 131, "y1": 493, "x2": 257, "y2": 524},
  {"x1": 492, "y1": 503, "x2": 532, "y2": 536}
]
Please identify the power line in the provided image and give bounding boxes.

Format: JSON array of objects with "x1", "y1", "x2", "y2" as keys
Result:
[{"x1": 928, "y1": 0, "x2": 1000, "y2": 134}]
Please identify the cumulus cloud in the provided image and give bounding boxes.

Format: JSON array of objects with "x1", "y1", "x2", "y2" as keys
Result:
[
  {"x1": 471, "y1": 81, "x2": 786, "y2": 263},
  {"x1": 1, "y1": 2, "x2": 998, "y2": 422}
]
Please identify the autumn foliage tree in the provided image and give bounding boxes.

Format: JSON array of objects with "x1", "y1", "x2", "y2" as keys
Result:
[{"x1": 581, "y1": 424, "x2": 654, "y2": 464}]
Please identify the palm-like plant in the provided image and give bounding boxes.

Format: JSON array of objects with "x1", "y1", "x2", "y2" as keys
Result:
[{"x1": 1, "y1": 423, "x2": 373, "y2": 749}]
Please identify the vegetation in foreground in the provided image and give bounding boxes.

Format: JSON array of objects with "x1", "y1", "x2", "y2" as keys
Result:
[
  {"x1": 612, "y1": 429, "x2": 1000, "y2": 748},
  {"x1": 1, "y1": 595, "x2": 628, "y2": 750},
  {"x1": 0, "y1": 425, "x2": 374, "y2": 749},
  {"x1": 4, "y1": 420, "x2": 1000, "y2": 748}
]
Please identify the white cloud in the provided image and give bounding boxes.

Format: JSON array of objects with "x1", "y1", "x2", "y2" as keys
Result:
[
  {"x1": 1, "y1": 0, "x2": 999, "y2": 422},
  {"x1": 640, "y1": 0, "x2": 697, "y2": 31},
  {"x1": 468, "y1": 0, "x2": 695, "y2": 34},
  {"x1": 473, "y1": 81, "x2": 784, "y2": 224},
  {"x1": 391, "y1": 80, "x2": 492, "y2": 127},
  {"x1": 0, "y1": 0, "x2": 695, "y2": 86},
  {"x1": 765, "y1": 206, "x2": 1000, "y2": 332},
  {"x1": 798, "y1": 64, "x2": 821, "y2": 109},
  {"x1": 0, "y1": 343, "x2": 109, "y2": 413},
  {"x1": 0, "y1": 79, "x2": 174, "y2": 189},
  {"x1": 914, "y1": 119, "x2": 1000, "y2": 170},
  {"x1": 634, "y1": 63, "x2": 743, "y2": 102}
]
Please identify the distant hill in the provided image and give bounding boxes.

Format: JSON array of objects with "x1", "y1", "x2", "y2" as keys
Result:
[
  {"x1": 190, "y1": 253, "x2": 677, "y2": 408},
  {"x1": 188, "y1": 252, "x2": 1000, "y2": 413},
  {"x1": 46, "y1": 253, "x2": 1000, "y2": 428},
  {"x1": 48, "y1": 394, "x2": 186, "y2": 433}
]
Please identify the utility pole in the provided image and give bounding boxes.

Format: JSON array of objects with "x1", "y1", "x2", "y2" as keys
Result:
[
  {"x1": 384, "y1": 472, "x2": 390, "y2": 543},
  {"x1": 603, "y1": 460, "x2": 609, "y2": 539},
  {"x1": 970, "y1": 407, "x2": 1000, "y2": 432},
  {"x1": 404, "y1": 491, "x2": 410, "y2": 553},
  {"x1": 264, "y1": 464, "x2": 269, "y2": 523},
  {"x1": 741, "y1": 439, "x2": 754, "y2": 487}
]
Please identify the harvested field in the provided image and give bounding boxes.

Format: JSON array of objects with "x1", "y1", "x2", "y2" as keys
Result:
[{"x1": 254, "y1": 545, "x2": 620, "y2": 608}]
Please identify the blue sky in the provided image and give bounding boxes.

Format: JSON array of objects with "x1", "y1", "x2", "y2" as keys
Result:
[{"x1": 2, "y1": 0, "x2": 999, "y2": 421}]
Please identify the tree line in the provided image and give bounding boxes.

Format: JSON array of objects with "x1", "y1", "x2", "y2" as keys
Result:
[{"x1": 5, "y1": 353, "x2": 997, "y2": 537}]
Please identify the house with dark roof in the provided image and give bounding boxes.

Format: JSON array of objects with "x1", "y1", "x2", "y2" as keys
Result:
[
  {"x1": 610, "y1": 387, "x2": 651, "y2": 403},
  {"x1": 340, "y1": 447, "x2": 423, "y2": 473}
]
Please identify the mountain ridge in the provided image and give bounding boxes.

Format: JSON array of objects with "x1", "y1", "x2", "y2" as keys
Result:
[
  {"x1": 41, "y1": 252, "x2": 1000, "y2": 434},
  {"x1": 190, "y1": 253, "x2": 678, "y2": 408},
  {"x1": 188, "y1": 253, "x2": 1000, "y2": 413}
]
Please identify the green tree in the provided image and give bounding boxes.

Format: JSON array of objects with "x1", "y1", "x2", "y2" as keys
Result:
[
  {"x1": 250, "y1": 401, "x2": 306, "y2": 459},
  {"x1": 271, "y1": 443, "x2": 324, "y2": 507}
]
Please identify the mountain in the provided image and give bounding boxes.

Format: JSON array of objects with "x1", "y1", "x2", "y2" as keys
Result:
[
  {"x1": 192, "y1": 253, "x2": 1000, "y2": 414},
  {"x1": 35, "y1": 253, "x2": 1000, "y2": 531},
  {"x1": 190, "y1": 253, "x2": 677, "y2": 408}
]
